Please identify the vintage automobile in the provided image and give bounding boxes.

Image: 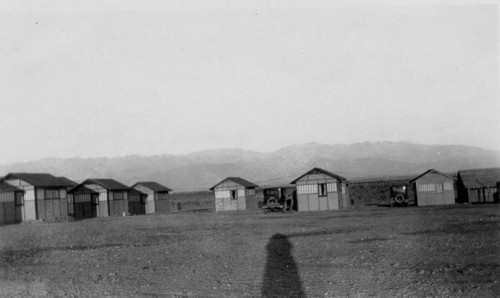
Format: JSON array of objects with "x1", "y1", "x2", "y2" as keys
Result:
[
  {"x1": 390, "y1": 185, "x2": 408, "y2": 206},
  {"x1": 262, "y1": 187, "x2": 295, "y2": 213}
]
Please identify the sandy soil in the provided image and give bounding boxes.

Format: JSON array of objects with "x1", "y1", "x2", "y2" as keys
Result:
[{"x1": 0, "y1": 204, "x2": 498, "y2": 297}]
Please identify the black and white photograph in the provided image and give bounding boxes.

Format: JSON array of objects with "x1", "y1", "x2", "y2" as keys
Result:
[{"x1": 0, "y1": 0, "x2": 499, "y2": 297}]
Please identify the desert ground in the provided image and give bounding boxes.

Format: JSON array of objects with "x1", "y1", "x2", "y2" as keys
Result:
[{"x1": 0, "y1": 204, "x2": 498, "y2": 297}]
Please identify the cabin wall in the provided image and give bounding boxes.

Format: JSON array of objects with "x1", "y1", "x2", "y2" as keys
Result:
[
  {"x1": 244, "y1": 189, "x2": 259, "y2": 210},
  {"x1": 0, "y1": 191, "x2": 24, "y2": 225},
  {"x1": 213, "y1": 183, "x2": 247, "y2": 211},
  {"x1": 35, "y1": 188, "x2": 68, "y2": 220},
  {"x1": 69, "y1": 192, "x2": 98, "y2": 219},
  {"x1": 414, "y1": 173, "x2": 455, "y2": 206},
  {"x1": 5, "y1": 179, "x2": 36, "y2": 220},
  {"x1": 128, "y1": 191, "x2": 145, "y2": 215},
  {"x1": 108, "y1": 191, "x2": 128, "y2": 216},
  {"x1": 133, "y1": 185, "x2": 156, "y2": 214},
  {"x1": 295, "y1": 173, "x2": 348, "y2": 211},
  {"x1": 467, "y1": 187, "x2": 497, "y2": 203},
  {"x1": 155, "y1": 192, "x2": 171, "y2": 213},
  {"x1": 84, "y1": 184, "x2": 109, "y2": 217}
]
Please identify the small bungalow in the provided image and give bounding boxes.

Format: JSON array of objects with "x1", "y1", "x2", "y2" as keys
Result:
[
  {"x1": 0, "y1": 181, "x2": 24, "y2": 225},
  {"x1": 67, "y1": 184, "x2": 99, "y2": 219},
  {"x1": 2, "y1": 173, "x2": 71, "y2": 221},
  {"x1": 209, "y1": 177, "x2": 258, "y2": 211},
  {"x1": 457, "y1": 168, "x2": 500, "y2": 204},
  {"x1": 410, "y1": 169, "x2": 456, "y2": 206},
  {"x1": 128, "y1": 189, "x2": 147, "y2": 215},
  {"x1": 291, "y1": 168, "x2": 350, "y2": 212},
  {"x1": 81, "y1": 179, "x2": 130, "y2": 217},
  {"x1": 131, "y1": 182, "x2": 172, "y2": 214}
]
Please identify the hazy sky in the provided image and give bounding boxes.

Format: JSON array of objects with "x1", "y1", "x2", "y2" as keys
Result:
[{"x1": 0, "y1": 1, "x2": 498, "y2": 163}]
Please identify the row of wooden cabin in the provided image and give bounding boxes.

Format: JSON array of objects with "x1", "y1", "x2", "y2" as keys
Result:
[
  {"x1": 210, "y1": 167, "x2": 500, "y2": 211},
  {"x1": 1, "y1": 167, "x2": 499, "y2": 225},
  {"x1": 0, "y1": 173, "x2": 172, "y2": 225}
]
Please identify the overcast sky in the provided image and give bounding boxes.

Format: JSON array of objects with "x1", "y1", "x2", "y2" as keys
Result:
[{"x1": 0, "y1": 1, "x2": 498, "y2": 163}]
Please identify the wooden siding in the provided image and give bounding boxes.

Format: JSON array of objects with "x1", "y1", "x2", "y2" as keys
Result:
[
  {"x1": 414, "y1": 172, "x2": 455, "y2": 206},
  {"x1": 155, "y1": 192, "x2": 171, "y2": 213},
  {"x1": 83, "y1": 183, "x2": 109, "y2": 217},
  {"x1": 213, "y1": 180, "x2": 248, "y2": 211},
  {"x1": 215, "y1": 196, "x2": 238, "y2": 211},
  {"x1": 108, "y1": 191, "x2": 128, "y2": 216},
  {"x1": 245, "y1": 189, "x2": 259, "y2": 210},
  {"x1": 294, "y1": 173, "x2": 348, "y2": 211},
  {"x1": 133, "y1": 185, "x2": 156, "y2": 214},
  {"x1": 0, "y1": 191, "x2": 23, "y2": 225},
  {"x1": 128, "y1": 191, "x2": 145, "y2": 215},
  {"x1": 36, "y1": 188, "x2": 68, "y2": 220},
  {"x1": 4, "y1": 179, "x2": 68, "y2": 221},
  {"x1": 467, "y1": 187, "x2": 497, "y2": 203},
  {"x1": 5, "y1": 179, "x2": 36, "y2": 220},
  {"x1": 68, "y1": 193, "x2": 98, "y2": 219}
]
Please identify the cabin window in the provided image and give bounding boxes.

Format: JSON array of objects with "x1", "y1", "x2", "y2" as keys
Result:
[
  {"x1": 14, "y1": 193, "x2": 24, "y2": 206},
  {"x1": 318, "y1": 184, "x2": 327, "y2": 197},
  {"x1": 231, "y1": 190, "x2": 238, "y2": 200},
  {"x1": 91, "y1": 196, "x2": 99, "y2": 205},
  {"x1": 114, "y1": 192, "x2": 125, "y2": 200},
  {"x1": 157, "y1": 193, "x2": 168, "y2": 200},
  {"x1": 297, "y1": 184, "x2": 318, "y2": 195},
  {"x1": 247, "y1": 189, "x2": 255, "y2": 196},
  {"x1": 45, "y1": 189, "x2": 61, "y2": 200},
  {"x1": 418, "y1": 183, "x2": 435, "y2": 192},
  {"x1": 327, "y1": 183, "x2": 337, "y2": 192},
  {"x1": 443, "y1": 182, "x2": 453, "y2": 190},
  {"x1": 435, "y1": 183, "x2": 443, "y2": 193}
]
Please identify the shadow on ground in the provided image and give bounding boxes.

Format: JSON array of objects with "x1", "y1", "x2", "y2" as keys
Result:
[{"x1": 261, "y1": 233, "x2": 306, "y2": 298}]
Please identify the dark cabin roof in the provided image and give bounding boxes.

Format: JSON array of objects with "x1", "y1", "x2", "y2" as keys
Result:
[
  {"x1": 132, "y1": 181, "x2": 172, "y2": 192},
  {"x1": 3, "y1": 173, "x2": 75, "y2": 187},
  {"x1": 458, "y1": 168, "x2": 500, "y2": 189},
  {"x1": 67, "y1": 184, "x2": 99, "y2": 194},
  {"x1": 209, "y1": 177, "x2": 259, "y2": 191},
  {"x1": 290, "y1": 167, "x2": 347, "y2": 184},
  {"x1": 129, "y1": 188, "x2": 147, "y2": 196},
  {"x1": 56, "y1": 176, "x2": 78, "y2": 188},
  {"x1": 409, "y1": 169, "x2": 456, "y2": 183},
  {"x1": 0, "y1": 181, "x2": 22, "y2": 192},
  {"x1": 84, "y1": 179, "x2": 130, "y2": 191}
]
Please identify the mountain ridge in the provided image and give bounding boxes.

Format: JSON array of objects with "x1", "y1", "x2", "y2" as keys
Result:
[{"x1": 1, "y1": 142, "x2": 499, "y2": 191}]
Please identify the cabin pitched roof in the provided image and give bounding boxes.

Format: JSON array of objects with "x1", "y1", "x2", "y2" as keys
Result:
[
  {"x1": 55, "y1": 176, "x2": 78, "y2": 188},
  {"x1": 458, "y1": 168, "x2": 500, "y2": 189},
  {"x1": 84, "y1": 179, "x2": 130, "y2": 191},
  {"x1": 3, "y1": 173, "x2": 74, "y2": 187},
  {"x1": 67, "y1": 184, "x2": 99, "y2": 194},
  {"x1": 129, "y1": 188, "x2": 147, "y2": 196},
  {"x1": 409, "y1": 169, "x2": 456, "y2": 183},
  {"x1": 132, "y1": 181, "x2": 172, "y2": 192},
  {"x1": 0, "y1": 181, "x2": 22, "y2": 192},
  {"x1": 209, "y1": 177, "x2": 259, "y2": 191},
  {"x1": 290, "y1": 167, "x2": 347, "y2": 184}
]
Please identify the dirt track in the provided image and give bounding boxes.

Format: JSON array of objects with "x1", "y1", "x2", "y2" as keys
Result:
[{"x1": 0, "y1": 205, "x2": 499, "y2": 297}]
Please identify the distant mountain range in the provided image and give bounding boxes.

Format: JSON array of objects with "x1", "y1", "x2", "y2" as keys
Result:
[{"x1": 1, "y1": 142, "x2": 499, "y2": 191}]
